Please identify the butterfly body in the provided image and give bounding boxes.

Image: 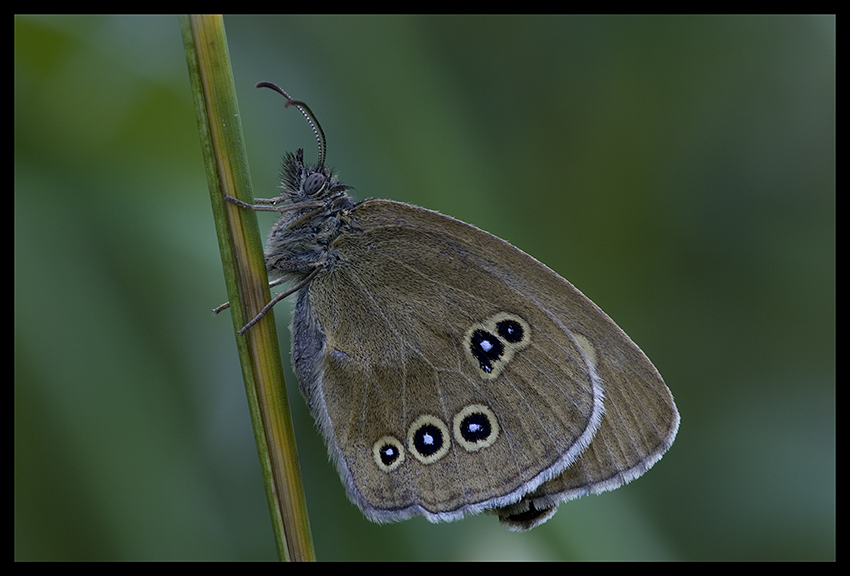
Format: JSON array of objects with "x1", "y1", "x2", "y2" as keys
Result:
[{"x1": 228, "y1": 83, "x2": 679, "y2": 531}]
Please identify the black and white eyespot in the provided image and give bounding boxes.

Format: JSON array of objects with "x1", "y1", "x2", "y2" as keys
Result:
[
  {"x1": 463, "y1": 312, "x2": 531, "y2": 379},
  {"x1": 373, "y1": 435, "x2": 405, "y2": 473},
  {"x1": 496, "y1": 317, "x2": 525, "y2": 344},
  {"x1": 468, "y1": 329, "x2": 505, "y2": 373},
  {"x1": 304, "y1": 171, "x2": 326, "y2": 196},
  {"x1": 453, "y1": 404, "x2": 500, "y2": 452},
  {"x1": 407, "y1": 415, "x2": 451, "y2": 464}
]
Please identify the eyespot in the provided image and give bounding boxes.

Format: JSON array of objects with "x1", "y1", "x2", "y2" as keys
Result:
[
  {"x1": 496, "y1": 318, "x2": 524, "y2": 344},
  {"x1": 373, "y1": 436, "x2": 405, "y2": 472},
  {"x1": 468, "y1": 329, "x2": 505, "y2": 373},
  {"x1": 453, "y1": 404, "x2": 500, "y2": 452},
  {"x1": 407, "y1": 415, "x2": 450, "y2": 464},
  {"x1": 304, "y1": 172, "x2": 326, "y2": 196}
]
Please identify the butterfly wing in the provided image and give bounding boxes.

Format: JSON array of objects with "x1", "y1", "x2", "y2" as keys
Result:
[
  {"x1": 495, "y1": 321, "x2": 680, "y2": 530},
  {"x1": 291, "y1": 198, "x2": 674, "y2": 525}
]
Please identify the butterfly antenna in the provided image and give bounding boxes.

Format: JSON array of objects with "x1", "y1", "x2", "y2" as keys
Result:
[{"x1": 256, "y1": 81, "x2": 326, "y2": 169}]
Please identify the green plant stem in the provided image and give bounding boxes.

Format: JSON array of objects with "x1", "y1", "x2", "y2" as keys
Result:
[{"x1": 180, "y1": 14, "x2": 315, "y2": 562}]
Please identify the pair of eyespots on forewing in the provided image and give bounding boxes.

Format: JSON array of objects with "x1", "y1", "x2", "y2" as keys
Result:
[
  {"x1": 372, "y1": 404, "x2": 500, "y2": 472},
  {"x1": 463, "y1": 312, "x2": 532, "y2": 380}
]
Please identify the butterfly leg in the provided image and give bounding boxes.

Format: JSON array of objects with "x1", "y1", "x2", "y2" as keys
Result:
[
  {"x1": 224, "y1": 194, "x2": 323, "y2": 213},
  {"x1": 211, "y1": 276, "x2": 287, "y2": 315},
  {"x1": 213, "y1": 266, "x2": 322, "y2": 334},
  {"x1": 236, "y1": 266, "x2": 322, "y2": 334}
]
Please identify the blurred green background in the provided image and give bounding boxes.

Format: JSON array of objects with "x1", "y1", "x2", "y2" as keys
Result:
[{"x1": 15, "y1": 15, "x2": 834, "y2": 561}]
